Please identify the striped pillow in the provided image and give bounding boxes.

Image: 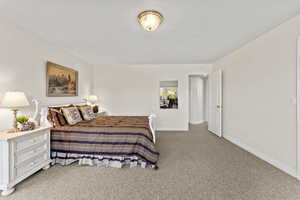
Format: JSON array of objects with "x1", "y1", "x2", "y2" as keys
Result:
[{"x1": 61, "y1": 107, "x2": 82, "y2": 125}]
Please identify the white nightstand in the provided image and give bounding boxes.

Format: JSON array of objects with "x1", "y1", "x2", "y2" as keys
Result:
[
  {"x1": 96, "y1": 109, "x2": 109, "y2": 116},
  {"x1": 96, "y1": 111, "x2": 107, "y2": 116},
  {"x1": 0, "y1": 126, "x2": 52, "y2": 196}
]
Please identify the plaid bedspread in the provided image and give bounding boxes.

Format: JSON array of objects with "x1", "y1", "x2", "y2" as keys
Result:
[{"x1": 51, "y1": 116, "x2": 159, "y2": 166}]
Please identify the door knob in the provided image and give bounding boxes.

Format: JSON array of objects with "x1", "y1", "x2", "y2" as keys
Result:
[{"x1": 217, "y1": 105, "x2": 222, "y2": 109}]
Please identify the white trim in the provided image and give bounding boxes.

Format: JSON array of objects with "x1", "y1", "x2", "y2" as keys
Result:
[
  {"x1": 219, "y1": 70, "x2": 223, "y2": 137},
  {"x1": 189, "y1": 120, "x2": 205, "y2": 125},
  {"x1": 297, "y1": 37, "x2": 300, "y2": 180},
  {"x1": 156, "y1": 128, "x2": 189, "y2": 131},
  {"x1": 224, "y1": 134, "x2": 297, "y2": 178}
]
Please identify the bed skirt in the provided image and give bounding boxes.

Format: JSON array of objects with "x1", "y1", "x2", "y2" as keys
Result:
[{"x1": 51, "y1": 151, "x2": 156, "y2": 169}]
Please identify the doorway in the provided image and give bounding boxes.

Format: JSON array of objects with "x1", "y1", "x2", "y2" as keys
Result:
[{"x1": 188, "y1": 75, "x2": 208, "y2": 125}]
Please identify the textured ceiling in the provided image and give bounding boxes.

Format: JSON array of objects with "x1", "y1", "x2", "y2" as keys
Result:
[{"x1": 0, "y1": 0, "x2": 300, "y2": 65}]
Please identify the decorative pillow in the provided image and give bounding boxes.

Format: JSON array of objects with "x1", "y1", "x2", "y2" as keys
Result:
[
  {"x1": 48, "y1": 109, "x2": 61, "y2": 127},
  {"x1": 50, "y1": 108, "x2": 67, "y2": 126},
  {"x1": 78, "y1": 105, "x2": 95, "y2": 120},
  {"x1": 57, "y1": 113, "x2": 67, "y2": 126},
  {"x1": 61, "y1": 107, "x2": 83, "y2": 125}
]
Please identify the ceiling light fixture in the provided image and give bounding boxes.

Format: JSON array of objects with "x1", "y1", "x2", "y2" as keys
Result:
[{"x1": 137, "y1": 10, "x2": 163, "y2": 31}]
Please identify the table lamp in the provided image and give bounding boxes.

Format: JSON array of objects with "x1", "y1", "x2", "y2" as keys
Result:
[
  {"x1": 1, "y1": 92, "x2": 30, "y2": 132},
  {"x1": 87, "y1": 95, "x2": 98, "y2": 105}
]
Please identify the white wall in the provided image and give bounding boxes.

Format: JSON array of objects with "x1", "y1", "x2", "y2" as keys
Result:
[
  {"x1": 189, "y1": 76, "x2": 205, "y2": 124},
  {"x1": 213, "y1": 14, "x2": 300, "y2": 176},
  {"x1": 93, "y1": 64, "x2": 212, "y2": 131},
  {"x1": 0, "y1": 19, "x2": 93, "y2": 131}
]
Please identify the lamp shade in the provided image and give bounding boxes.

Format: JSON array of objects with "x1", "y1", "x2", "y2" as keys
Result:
[
  {"x1": 1, "y1": 92, "x2": 30, "y2": 108},
  {"x1": 87, "y1": 95, "x2": 98, "y2": 104}
]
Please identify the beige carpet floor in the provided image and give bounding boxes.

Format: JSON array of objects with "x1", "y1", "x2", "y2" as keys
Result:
[{"x1": 3, "y1": 124, "x2": 300, "y2": 200}]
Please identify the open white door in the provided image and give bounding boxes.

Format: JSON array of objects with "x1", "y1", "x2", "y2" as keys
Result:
[{"x1": 208, "y1": 70, "x2": 223, "y2": 137}]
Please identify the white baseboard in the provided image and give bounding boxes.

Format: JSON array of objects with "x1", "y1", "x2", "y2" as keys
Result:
[
  {"x1": 156, "y1": 128, "x2": 189, "y2": 131},
  {"x1": 189, "y1": 120, "x2": 205, "y2": 125},
  {"x1": 224, "y1": 134, "x2": 297, "y2": 178}
]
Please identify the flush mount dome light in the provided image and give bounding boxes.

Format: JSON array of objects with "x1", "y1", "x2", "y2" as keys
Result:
[{"x1": 137, "y1": 10, "x2": 163, "y2": 31}]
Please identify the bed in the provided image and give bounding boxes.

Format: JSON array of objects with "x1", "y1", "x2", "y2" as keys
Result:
[{"x1": 42, "y1": 104, "x2": 159, "y2": 169}]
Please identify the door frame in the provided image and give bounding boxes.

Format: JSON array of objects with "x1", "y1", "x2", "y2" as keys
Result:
[
  {"x1": 297, "y1": 37, "x2": 300, "y2": 180},
  {"x1": 217, "y1": 70, "x2": 223, "y2": 137}
]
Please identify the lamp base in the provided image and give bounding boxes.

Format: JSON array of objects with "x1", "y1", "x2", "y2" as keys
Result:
[{"x1": 11, "y1": 108, "x2": 19, "y2": 133}]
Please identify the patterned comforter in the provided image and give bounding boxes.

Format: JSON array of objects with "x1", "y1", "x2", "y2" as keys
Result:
[{"x1": 51, "y1": 116, "x2": 159, "y2": 168}]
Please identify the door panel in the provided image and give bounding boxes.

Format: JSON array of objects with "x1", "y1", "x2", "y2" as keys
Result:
[{"x1": 208, "y1": 70, "x2": 222, "y2": 137}]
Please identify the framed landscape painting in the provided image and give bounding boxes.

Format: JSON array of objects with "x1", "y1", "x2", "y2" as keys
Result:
[{"x1": 46, "y1": 62, "x2": 78, "y2": 97}]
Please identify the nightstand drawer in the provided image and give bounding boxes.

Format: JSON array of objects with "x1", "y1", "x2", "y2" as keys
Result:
[
  {"x1": 15, "y1": 132, "x2": 47, "y2": 152},
  {"x1": 14, "y1": 152, "x2": 48, "y2": 179},
  {"x1": 15, "y1": 142, "x2": 48, "y2": 166}
]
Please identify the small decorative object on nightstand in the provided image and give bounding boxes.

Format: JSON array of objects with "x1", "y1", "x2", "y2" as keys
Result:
[
  {"x1": 92, "y1": 105, "x2": 99, "y2": 114},
  {"x1": 16, "y1": 116, "x2": 35, "y2": 131},
  {"x1": 0, "y1": 126, "x2": 52, "y2": 196}
]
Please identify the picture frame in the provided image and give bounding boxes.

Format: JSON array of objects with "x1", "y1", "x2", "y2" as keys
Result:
[
  {"x1": 46, "y1": 61, "x2": 78, "y2": 97},
  {"x1": 159, "y1": 80, "x2": 178, "y2": 109}
]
